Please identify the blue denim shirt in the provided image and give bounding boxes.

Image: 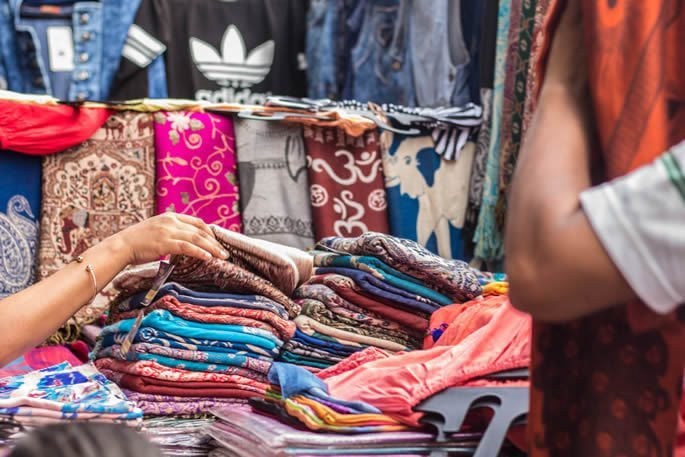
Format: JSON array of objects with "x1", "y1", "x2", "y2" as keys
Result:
[{"x1": 0, "y1": 0, "x2": 141, "y2": 101}]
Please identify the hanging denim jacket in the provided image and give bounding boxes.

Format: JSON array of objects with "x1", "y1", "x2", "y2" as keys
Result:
[{"x1": 0, "y1": 0, "x2": 144, "y2": 101}]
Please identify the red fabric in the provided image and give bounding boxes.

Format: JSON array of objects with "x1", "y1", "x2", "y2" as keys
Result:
[
  {"x1": 67, "y1": 341, "x2": 91, "y2": 363},
  {"x1": 0, "y1": 101, "x2": 110, "y2": 155},
  {"x1": 303, "y1": 126, "x2": 390, "y2": 239},
  {"x1": 112, "y1": 295, "x2": 296, "y2": 340},
  {"x1": 100, "y1": 369, "x2": 268, "y2": 398},
  {"x1": 424, "y1": 296, "x2": 505, "y2": 349},
  {"x1": 325, "y1": 301, "x2": 531, "y2": 426},
  {"x1": 0, "y1": 346, "x2": 82, "y2": 378},
  {"x1": 308, "y1": 274, "x2": 428, "y2": 332}
]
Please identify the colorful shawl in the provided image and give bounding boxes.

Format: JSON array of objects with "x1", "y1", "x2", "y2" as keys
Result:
[
  {"x1": 381, "y1": 134, "x2": 474, "y2": 261},
  {"x1": 303, "y1": 126, "x2": 389, "y2": 239},
  {"x1": 528, "y1": 1, "x2": 685, "y2": 456},
  {"x1": 154, "y1": 111, "x2": 241, "y2": 231},
  {"x1": 472, "y1": 0, "x2": 512, "y2": 263},
  {"x1": 0, "y1": 151, "x2": 41, "y2": 298},
  {"x1": 38, "y1": 111, "x2": 155, "y2": 343},
  {"x1": 316, "y1": 232, "x2": 481, "y2": 302}
]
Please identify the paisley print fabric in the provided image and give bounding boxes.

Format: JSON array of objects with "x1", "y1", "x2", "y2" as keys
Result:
[
  {"x1": 307, "y1": 274, "x2": 429, "y2": 332},
  {"x1": 381, "y1": 133, "x2": 475, "y2": 261},
  {"x1": 294, "y1": 316, "x2": 408, "y2": 352},
  {"x1": 234, "y1": 119, "x2": 314, "y2": 249},
  {"x1": 311, "y1": 251, "x2": 452, "y2": 306},
  {"x1": 316, "y1": 232, "x2": 482, "y2": 302},
  {"x1": 211, "y1": 225, "x2": 312, "y2": 296},
  {"x1": 111, "y1": 294, "x2": 296, "y2": 341},
  {"x1": 293, "y1": 283, "x2": 412, "y2": 334},
  {"x1": 303, "y1": 125, "x2": 389, "y2": 239},
  {"x1": 170, "y1": 251, "x2": 301, "y2": 318},
  {"x1": 94, "y1": 358, "x2": 267, "y2": 384},
  {"x1": 0, "y1": 151, "x2": 41, "y2": 298},
  {"x1": 38, "y1": 111, "x2": 155, "y2": 343},
  {"x1": 133, "y1": 399, "x2": 246, "y2": 416},
  {"x1": 154, "y1": 111, "x2": 241, "y2": 231},
  {"x1": 528, "y1": 1, "x2": 685, "y2": 456}
]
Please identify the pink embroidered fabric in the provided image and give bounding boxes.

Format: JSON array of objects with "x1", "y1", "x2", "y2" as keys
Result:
[{"x1": 155, "y1": 111, "x2": 241, "y2": 230}]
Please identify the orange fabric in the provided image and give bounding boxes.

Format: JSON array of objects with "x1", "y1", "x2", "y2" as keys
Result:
[
  {"x1": 528, "y1": 1, "x2": 685, "y2": 455},
  {"x1": 0, "y1": 101, "x2": 111, "y2": 155},
  {"x1": 423, "y1": 296, "x2": 504, "y2": 349},
  {"x1": 325, "y1": 300, "x2": 531, "y2": 426}
]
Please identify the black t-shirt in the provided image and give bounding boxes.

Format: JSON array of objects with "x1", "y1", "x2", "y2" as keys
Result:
[{"x1": 110, "y1": 0, "x2": 308, "y2": 103}]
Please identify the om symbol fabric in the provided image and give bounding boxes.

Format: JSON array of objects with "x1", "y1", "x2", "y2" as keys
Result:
[{"x1": 303, "y1": 126, "x2": 389, "y2": 239}]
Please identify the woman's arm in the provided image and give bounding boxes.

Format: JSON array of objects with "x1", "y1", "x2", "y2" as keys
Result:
[
  {"x1": 0, "y1": 213, "x2": 228, "y2": 366},
  {"x1": 505, "y1": 0, "x2": 637, "y2": 321}
]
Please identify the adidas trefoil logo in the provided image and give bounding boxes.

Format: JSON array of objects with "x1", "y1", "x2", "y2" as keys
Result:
[{"x1": 190, "y1": 25, "x2": 275, "y2": 88}]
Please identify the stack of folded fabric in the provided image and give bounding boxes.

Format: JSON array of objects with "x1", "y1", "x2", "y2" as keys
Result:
[
  {"x1": 279, "y1": 232, "x2": 482, "y2": 371},
  {"x1": 0, "y1": 362, "x2": 142, "y2": 430},
  {"x1": 143, "y1": 417, "x2": 215, "y2": 457},
  {"x1": 93, "y1": 225, "x2": 310, "y2": 416}
]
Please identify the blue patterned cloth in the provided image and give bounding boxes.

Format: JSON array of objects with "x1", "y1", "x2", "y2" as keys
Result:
[
  {"x1": 100, "y1": 310, "x2": 283, "y2": 351},
  {"x1": 100, "y1": 330, "x2": 279, "y2": 358},
  {"x1": 292, "y1": 330, "x2": 361, "y2": 356},
  {"x1": 311, "y1": 251, "x2": 452, "y2": 305},
  {"x1": 0, "y1": 151, "x2": 41, "y2": 298},
  {"x1": 0, "y1": 362, "x2": 142, "y2": 417}
]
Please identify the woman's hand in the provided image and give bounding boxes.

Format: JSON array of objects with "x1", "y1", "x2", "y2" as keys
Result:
[{"x1": 111, "y1": 213, "x2": 229, "y2": 265}]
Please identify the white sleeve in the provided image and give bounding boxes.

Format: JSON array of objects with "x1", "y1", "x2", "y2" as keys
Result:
[{"x1": 580, "y1": 141, "x2": 685, "y2": 314}]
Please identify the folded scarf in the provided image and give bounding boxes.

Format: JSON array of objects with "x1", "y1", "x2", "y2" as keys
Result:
[
  {"x1": 212, "y1": 225, "x2": 313, "y2": 295},
  {"x1": 294, "y1": 316, "x2": 408, "y2": 352},
  {"x1": 314, "y1": 267, "x2": 441, "y2": 314},
  {"x1": 297, "y1": 299, "x2": 419, "y2": 348},
  {"x1": 101, "y1": 310, "x2": 282, "y2": 351},
  {"x1": 308, "y1": 274, "x2": 429, "y2": 331},
  {"x1": 291, "y1": 330, "x2": 363, "y2": 355},
  {"x1": 280, "y1": 342, "x2": 347, "y2": 362},
  {"x1": 112, "y1": 294, "x2": 295, "y2": 341},
  {"x1": 294, "y1": 283, "x2": 419, "y2": 334},
  {"x1": 100, "y1": 329, "x2": 279, "y2": 359},
  {"x1": 311, "y1": 251, "x2": 452, "y2": 305},
  {"x1": 278, "y1": 353, "x2": 338, "y2": 369},
  {"x1": 284, "y1": 338, "x2": 360, "y2": 359},
  {"x1": 134, "y1": 398, "x2": 247, "y2": 416},
  {"x1": 316, "y1": 232, "x2": 482, "y2": 302},
  {"x1": 94, "y1": 358, "x2": 267, "y2": 383},
  {"x1": 100, "y1": 370, "x2": 267, "y2": 398},
  {"x1": 98, "y1": 343, "x2": 273, "y2": 374},
  {"x1": 116, "y1": 281, "x2": 288, "y2": 319}
]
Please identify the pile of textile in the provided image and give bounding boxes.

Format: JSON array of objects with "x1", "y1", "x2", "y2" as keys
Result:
[
  {"x1": 279, "y1": 232, "x2": 482, "y2": 371},
  {"x1": 143, "y1": 417, "x2": 215, "y2": 457},
  {"x1": 0, "y1": 362, "x2": 142, "y2": 430},
  {"x1": 207, "y1": 404, "x2": 485, "y2": 457},
  {"x1": 93, "y1": 225, "x2": 311, "y2": 416}
]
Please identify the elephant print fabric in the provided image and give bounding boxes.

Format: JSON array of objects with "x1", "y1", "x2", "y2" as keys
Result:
[
  {"x1": 234, "y1": 119, "x2": 315, "y2": 250},
  {"x1": 382, "y1": 133, "x2": 475, "y2": 261},
  {"x1": 154, "y1": 111, "x2": 241, "y2": 231},
  {"x1": 303, "y1": 126, "x2": 390, "y2": 239},
  {"x1": 0, "y1": 152, "x2": 41, "y2": 298},
  {"x1": 39, "y1": 111, "x2": 155, "y2": 343}
]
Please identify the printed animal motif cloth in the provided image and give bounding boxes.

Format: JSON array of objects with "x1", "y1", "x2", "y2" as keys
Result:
[
  {"x1": 381, "y1": 133, "x2": 475, "y2": 261},
  {"x1": 154, "y1": 111, "x2": 241, "y2": 231},
  {"x1": 316, "y1": 232, "x2": 482, "y2": 302},
  {"x1": 303, "y1": 125, "x2": 389, "y2": 239},
  {"x1": 234, "y1": 119, "x2": 314, "y2": 249},
  {"x1": 0, "y1": 362, "x2": 142, "y2": 417},
  {"x1": 0, "y1": 151, "x2": 41, "y2": 298},
  {"x1": 38, "y1": 111, "x2": 156, "y2": 343}
]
